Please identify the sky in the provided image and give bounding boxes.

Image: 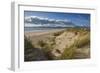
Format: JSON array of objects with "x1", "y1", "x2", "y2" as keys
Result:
[{"x1": 24, "y1": 11, "x2": 90, "y2": 27}]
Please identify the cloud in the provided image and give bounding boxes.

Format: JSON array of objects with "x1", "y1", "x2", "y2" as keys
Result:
[{"x1": 24, "y1": 16, "x2": 75, "y2": 27}]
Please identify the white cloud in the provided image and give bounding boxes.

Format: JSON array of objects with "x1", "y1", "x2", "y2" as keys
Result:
[
  {"x1": 25, "y1": 16, "x2": 70, "y2": 22},
  {"x1": 24, "y1": 16, "x2": 74, "y2": 27}
]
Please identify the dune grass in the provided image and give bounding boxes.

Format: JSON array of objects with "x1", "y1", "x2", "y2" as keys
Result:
[
  {"x1": 59, "y1": 29, "x2": 90, "y2": 59},
  {"x1": 25, "y1": 28, "x2": 90, "y2": 60},
  {"x1": 24, "y1": 36, "x2": 35, "y2": 61},
  {"x1": 24, "y1": 36, "x2": 34, "y2": 50},
  {"x1": 75, "y1": 34, "x2": 90, "y2": 48},
  {"x1": 59, "y1": 45, "x2": 76, "y2": 59},
  {"x1": 53, "y1": 30, "x2": 64, "y2": 36},
  {"x1": 38, "y1": 40, "x2": 54, "y2": 60}
]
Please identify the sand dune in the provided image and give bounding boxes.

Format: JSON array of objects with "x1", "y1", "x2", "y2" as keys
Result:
[{"x1": 25, "y1": 28, "x2": 90, "y2": 61}]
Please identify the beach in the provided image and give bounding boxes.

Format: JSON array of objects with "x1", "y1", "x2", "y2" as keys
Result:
[
  {"x1": 24, "y1": 28, "x2": 90, "y2": 61},
  {"x1": 25, "y1": 29, "x2": 65, "y2": 37}
]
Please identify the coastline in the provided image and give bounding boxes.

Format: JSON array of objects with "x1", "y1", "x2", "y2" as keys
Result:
[{"x1": 24, "y1": 28, "x2": 90, "y2": 61}]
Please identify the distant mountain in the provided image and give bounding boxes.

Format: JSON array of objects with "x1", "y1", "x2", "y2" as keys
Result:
[{"x1": 24, "y1": 16, "x2": 76, "y2": 27}]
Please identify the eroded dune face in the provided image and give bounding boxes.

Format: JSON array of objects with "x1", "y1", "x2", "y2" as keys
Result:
[
  {"x1": 52, "y1": 32, "x2": 79, "y2": 57},
  {"x1": 25, "y1": 28, "x2": 90, "y2": 61}
]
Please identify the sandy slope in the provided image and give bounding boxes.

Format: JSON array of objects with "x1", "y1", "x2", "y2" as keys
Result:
[
  {"x1": 52, "y1": 31, "x2": 79, "y2": 57},
  {"x1": 25, "y1": 28, "x2": 90, "y2": 60}
]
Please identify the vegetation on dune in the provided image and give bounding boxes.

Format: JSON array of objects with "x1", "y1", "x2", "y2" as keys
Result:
[
  {"x1": 59, "y1": 45, "x2": 76, "y2": 59},
  {"x1": 24, "y1": 36, "x2": 34, "y2": 50},
  {"x1": 66, "y1": 28, "x2": 89, "y2": 34},
  {"x1": 38, "y1": 40, "x2": 47, "y2": 48},
  {"x1": 59, "y1": 29, "x2": 90, "y2": 59},
  {"x1": 59, "y1": 39, "x2": 90, "y2": 59},
  {"x1": 24, "y1": 36, "x2": 35, "y2": 61},
  {"x1": 24, "y1": 28, "x2": 90, "y2": 60},
  {"x1": 53, "y1": 30, "x2": 64, "y2": 36},
  {"x1": 38, "y1": 36, "x2": 56, "y2": 52},
  {"x1": 75, "y1": 34, "x2": 90, "y2": 48},
  {"x1": 24, "y1": 37, "x2": 48, "y2": 61},
  {"x1": 38, "y1": 40, "x2": 54, "y2": 60}
]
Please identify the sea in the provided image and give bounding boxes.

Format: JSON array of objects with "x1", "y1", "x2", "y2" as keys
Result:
[
  {"x1": 24, "y1": 27, "x2": 67, "y2": 32},
  {"x1": 24, "y1": 26, "x2": 90, "y2": 32}
]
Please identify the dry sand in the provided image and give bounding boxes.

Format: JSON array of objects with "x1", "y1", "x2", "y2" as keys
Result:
[
  {"x1": 25, "y1": 29, "x2": 65, "y2": 37},
  {"x1": 25, "y1": 28, "x2": 90, "y2": 59}
]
